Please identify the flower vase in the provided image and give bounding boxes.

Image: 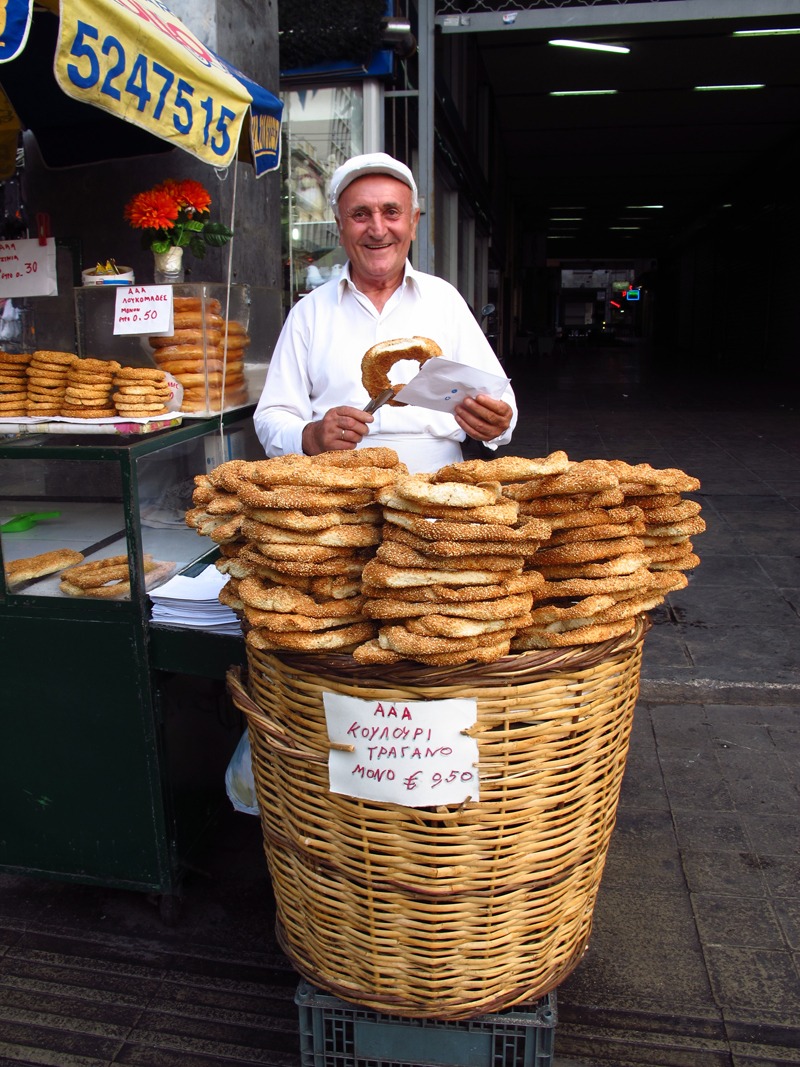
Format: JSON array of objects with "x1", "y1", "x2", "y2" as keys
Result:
[{"x1": 153, "y1": 246, "x2": 184, "y2": 284}]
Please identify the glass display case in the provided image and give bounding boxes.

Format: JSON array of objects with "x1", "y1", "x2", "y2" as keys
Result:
[
  {"x1": 0, "y1": 417, "x2": 255, "y2": 599},
  {"x1": 0, "y1": 415, "x2": 252, "y2": 908},
  {"x1": 74, "y1": 282, "x2": 281, "y2": 416}
]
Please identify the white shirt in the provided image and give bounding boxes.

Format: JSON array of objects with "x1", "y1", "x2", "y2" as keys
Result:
[{"x1": 253, "y1": 262, "x2": 517, "y2": 473}]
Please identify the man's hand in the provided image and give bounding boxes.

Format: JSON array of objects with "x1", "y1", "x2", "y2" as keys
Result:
[
  {"x1": 454, "y1": 394, "x2": 513, "y2": 443},
  {"x1": 302, "y1": 406, "x2": 374, "y2": 455}
]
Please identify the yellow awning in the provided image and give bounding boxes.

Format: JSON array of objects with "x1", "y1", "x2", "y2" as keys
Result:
[{"x1": 2, "y1": 0, "x2": 282, "y2": 175}]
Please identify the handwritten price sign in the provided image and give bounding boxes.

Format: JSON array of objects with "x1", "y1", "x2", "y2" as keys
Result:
[
  {"x1": 0, "y1": 237, "x2": 58, "y2": 298},
  {"x1": 114, "y1": 285, "x2": 174, "y2": 335},
  {"x1": 324, "y1": 693, "x2": 480, "y2": 808}
]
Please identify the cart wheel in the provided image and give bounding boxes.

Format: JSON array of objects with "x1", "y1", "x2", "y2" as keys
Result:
[{"x1": 158, "y1": 891, "x2": 183, "y2": 927}]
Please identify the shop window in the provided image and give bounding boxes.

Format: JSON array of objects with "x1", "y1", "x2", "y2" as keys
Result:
[{"x1": 280, "y1": 86, "x2": 365, "y2": 308}]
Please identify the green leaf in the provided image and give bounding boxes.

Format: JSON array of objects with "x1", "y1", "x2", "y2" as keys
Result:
[
  {"x1": 150, "y1": 237, "x2": 172, "y2": 254},
  {"x1": 189, "y1": 236, "x2": 207, "y2": 258},
  {"x1": 203, "y1": 221, "x2": 234, "y2": 247}
]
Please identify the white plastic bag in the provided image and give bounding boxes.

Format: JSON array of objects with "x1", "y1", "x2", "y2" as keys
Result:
[{"x1": 224, "y1": 730, "x2": 260, "y2": 815}]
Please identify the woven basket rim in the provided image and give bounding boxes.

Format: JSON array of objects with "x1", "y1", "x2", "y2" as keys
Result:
[{"x1": 265, "y1": 613, "x2": 650, "y2": 689}]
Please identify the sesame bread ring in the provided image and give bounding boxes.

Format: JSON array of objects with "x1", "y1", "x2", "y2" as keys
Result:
[
  {"x1": 383, "y1": 510, "x2": 550, "y2": 543},
  {"x1": 64, "y1": 384, "x2": 113, "y2": 397},
  {"x1": 242, "y1": 606, "x2": 366, "y2": 632},
  {"x1": 149, "y1": 329, "x2": 223, "y2": 348},
  {"x1": 61, "y1": 407, "x2": 118, "y2": 418},
  {"x1": 361, "y1": 336, "x2": 443, "y2": 406},
  {"x1": 410, "y1": 634, "x2": 514, "y2": 666},
  {"x1": 511, "y1": 618, "x2": 636, "y2": 650},
  {"x1": 156, "y1": 359, "x2": 219, "y2": 375},
  {"x1": 0, "y1": 351, "x2": 32, "y2": 364},
  {"x1": 5, "y1": 548, "x2": 85, "y2": 586},
  {"x1": 246, "y1": 457, "x2": 400, "y2": 490},
  {"x1": 66, "y1": 371, "x2": 115, "y2": 386},
  {"x1": 217, "y1": 334, "x2": 250, "y2": 350},
  {"x1": 27, "y1": 369, "x2": 69, "y2": 384},
  {"x1": 114, "y1": 367, "x2": 168, "y2": 382},
  {"x1": 77, "y1": 358, "x2": 121, "y2": 373},
  {"x1": 433, "y1": 451, "x2": 571, "y2": 485},
  {"x1": 173, "y1": 296, "x2": 222, "y2": 314},
  {"x1": 28, "y1": 386, "x2": 67, "y2": 399},
  {"x1": 25, "y1": 404, "x2": 62, "y2": 415},
  {"x1": 33, "y1": 350, "x2": 78, "y2": 364},
  {"x1": 391, "y1": 475, "x2": 503, "y2": 509},
  {"x1": 406, "y1": 612, "x2": 532, "y2": 638},
  {"x1": 172, "y1": 312, "x2": 225, "y2": 330},
  {"x1": 64, "y1": 393, "x2": 112, "y2": 405},
  {"x1": 237, "y1": 482, "x2": 377, "y2": 511},
  {"x1": 152, "y1": 345, "x2": 208, "y2": 362},
  {"x1": 114, "y1": 385, "x2": 171, "y2": 396},
  {"x1": 364, "y1": 590, "x2": 534, "y2": 621},
  {"x1": 351, "y1": 640, "x2": 405, "y2": 666},
  {"x1": 375, "y1": 541, "x2": 523, "y2": 572},
  {"x1": 246, "y1": 620, "x2": 374, "y2": 653},
  {"x1": 115, "y1": 406, "x2": 170, "y2": 416}
]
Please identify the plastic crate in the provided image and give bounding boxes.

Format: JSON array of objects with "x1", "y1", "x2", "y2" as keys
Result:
[{"x1": 295, "y1": 980, "x2": 557, "y2": 1067}]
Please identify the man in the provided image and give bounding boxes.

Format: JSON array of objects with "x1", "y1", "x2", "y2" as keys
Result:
[{"x1": 253, "y1": 152, "x2": 516, "y2": 473}]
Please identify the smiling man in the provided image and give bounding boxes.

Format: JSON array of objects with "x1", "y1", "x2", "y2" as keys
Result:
[{"x1": 253, "y1": 152, "x2": 516, "y2": 473}]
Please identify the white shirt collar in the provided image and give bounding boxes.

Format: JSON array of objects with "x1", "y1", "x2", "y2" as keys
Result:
[{"x1": 337, "y1": 260, "x2": 421, "y2": 304}]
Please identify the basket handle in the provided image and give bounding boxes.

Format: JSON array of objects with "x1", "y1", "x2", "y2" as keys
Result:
[{"x1": 226, "y1": 667, "x2": 328, "y2": 766}]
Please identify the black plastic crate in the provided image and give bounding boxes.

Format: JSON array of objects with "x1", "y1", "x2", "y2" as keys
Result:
[{"x1": 295, "y1": 979, "x2": 557, "y2": 1067}]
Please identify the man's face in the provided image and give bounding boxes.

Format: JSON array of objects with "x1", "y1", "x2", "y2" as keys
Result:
[{"x1": 336, "y1": 175, "x2": 420, "y2": 288}]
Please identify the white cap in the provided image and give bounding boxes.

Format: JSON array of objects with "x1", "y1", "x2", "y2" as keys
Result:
[{"x1": 329, "y1": 153, "x2": 418, "y2": 214}]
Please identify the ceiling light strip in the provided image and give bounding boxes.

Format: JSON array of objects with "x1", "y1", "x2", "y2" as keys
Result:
[
  {"x1": 694, "y1": 83, "x2": 765, "y2": 91},
  {"x1": 550, "y1": 89, "x2": 618, "y2": 97},
  {"x1": 549, "y1": 40, "x2": 629, "y2": 54}
]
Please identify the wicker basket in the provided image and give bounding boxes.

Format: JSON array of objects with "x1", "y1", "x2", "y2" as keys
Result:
[{"x1": 228, "y1": 616, "x2": 648, "y2": 1021}]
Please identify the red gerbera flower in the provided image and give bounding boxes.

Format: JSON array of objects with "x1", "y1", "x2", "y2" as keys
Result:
[
  {"x1": 124, "y1": 189, "x2": 180, "y2": 231},
  {"x1": 176, "y1": 179, "x2": 212, "y2": 215}
]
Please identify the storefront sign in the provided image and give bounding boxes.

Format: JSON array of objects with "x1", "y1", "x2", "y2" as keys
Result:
[
  {"x1": 0, "y1": 236, "x2": 57, "y2": 297},
  {"x1": 0, "y1": 0, "x2": 33, "y2": 63},
  {"x1": 324, "y1": 693, "x2": 481, "y2": 808},
  {"x1": 54, "y1": 0, "x2": 282, "y2": 175},
  {"x1": 113, "y1": 284, "x2": 174, "y2": 334}
]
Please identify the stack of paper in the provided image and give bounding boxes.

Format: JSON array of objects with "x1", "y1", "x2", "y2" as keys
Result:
[{"x1": 149, "y1": 564, "x2": 242, "y2": 634}]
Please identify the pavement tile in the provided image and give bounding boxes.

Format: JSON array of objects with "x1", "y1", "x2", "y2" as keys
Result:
[
  {"x1": 715, "y1": 751, "x2": 800, "y2": 816},
  {"x1": 756, "y1": 853, "x2": 800, "y2": 901},
  {"x1": 756, "y1": 556, "x2": 800, "y2": 585},
  {"x1": 772, "y1": 899, "x2": 800, "y2": 951},
  {"x1": 665, "y1": 587, "x2": 800, "y2": 628},
  {"x1": 686, "y1": 556, "x2": 777, "y2": 587},
  {"x1": 563, "y1": 885, "x2": 713, "y2": 1015},
  {"x1": 672, "y1": 626, "x2": 800, "y2": 685},
  {"x1": 602, "y1": 809, "x2": 683, "y2": 889},
  {"x1": 704, "y1": 946, "x2": 800, "y2": 1021},
  {"x1": 681, "y1": 849, "x2": 768, "y2": 897},
  {"x1": 641, "y1": 625, "x2": 694, "y2": 670},
  {"x1": 648, "y1": 704, "x2": 718, "y2": 750},
  {"x1": 672, "y1": 811, "x2": 749, "y2": 852},
  {"x1": 658, "y1": 753, "x2": 735, "y2": 811},
  {"x1": 690, "y1": 894, "x2": 787, "y2": 950}
]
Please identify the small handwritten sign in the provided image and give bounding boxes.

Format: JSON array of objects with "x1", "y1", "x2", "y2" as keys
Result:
[
  {"x1": 113, "y1": 286, "x2": 174, "y2": 335},
  {"x1": 323, "y1": 693, "x2": 480, "y2": 807},
  {"x1": 0, "y1": 237, "x2": 58, "y2": 298}
]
